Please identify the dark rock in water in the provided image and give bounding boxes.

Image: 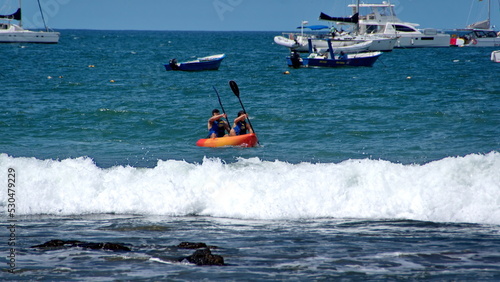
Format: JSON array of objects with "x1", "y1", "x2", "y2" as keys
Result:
[
  {"x1": 31, "y1": 240, "x2": 83, "y2": 249},
  {"x1": 31, "y1": 240, "x2": 131, "y2": 252},
  {"x1": 180, "y1": 248, "x2": 225, "y2": 266},
  {"x1": 77, "y1": 242, "x2": 131, "y2": 252},
  {"x1": 177, "y1": 242, "x2": 208, "y2": 249},
  {"x1": 177, "y1": 241, "x2": 218, "y2": 249}
]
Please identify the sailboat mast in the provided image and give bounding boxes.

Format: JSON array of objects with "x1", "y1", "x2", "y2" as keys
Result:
[
  {"x1": 355, "y1": 0, "x2": 360, "y2": 35},
  {"x1": 18, "y1": 0, "x2": 22, "y2": 27},
  {"x1": 488, "y1": 0, "x2": 491, "y2": 28}
]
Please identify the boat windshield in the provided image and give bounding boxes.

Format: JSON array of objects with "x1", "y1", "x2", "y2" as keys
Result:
[
  {"x1": 357, "y1": 5, "x2": 395, "y2": 20},
  {"x1": 393, "y1": 24, "x2": 418, "y2": 33},
  {"x1": 474, "y1": 30, "x2": 498, "y2": 38},
  {"x1": 375, "y1": 6, "x2": 394, "y2": 17},
  {"x1": 364, "y1": 24, "x2": 385, "y2": 34}
]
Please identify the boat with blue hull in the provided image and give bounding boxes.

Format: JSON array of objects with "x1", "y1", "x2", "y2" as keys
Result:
[
  {"x1": 286, "y1": 39, "x2": 382, "y2": 68},
  {"x1": 164, "y1": 54, "x2": 225, "y2": 71}
]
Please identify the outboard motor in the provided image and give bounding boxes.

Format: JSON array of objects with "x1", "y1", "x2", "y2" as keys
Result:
[
  {"x1": 169, "y1": 58, "x2": 179, "y2": 70},
  {"x1": 290, "y1": 51, "x2": 302, "y2": 69}
]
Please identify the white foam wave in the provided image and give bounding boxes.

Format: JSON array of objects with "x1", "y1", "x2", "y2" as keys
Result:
[{"x1": 1, "y1": 152, "x2": 499, "y2": 225}]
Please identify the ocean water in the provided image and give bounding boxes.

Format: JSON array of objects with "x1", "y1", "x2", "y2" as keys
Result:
[{"x1": 1, "y1": 30, "x2": 499, "y2": 280}]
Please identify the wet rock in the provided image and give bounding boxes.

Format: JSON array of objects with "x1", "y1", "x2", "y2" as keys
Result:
[
  {"x1": 31, "y1": 240, "x2": 83, "y2": 248},
  {"x1": 77, "y1": 242, "x2": 131, "y2": 251},
  {"x1": 31, "y1": 240, "x2": 131, "y2": 252},
  {"x1": 180, "y1": 248, "x2": 225, "y2": 266},
  {"x1": 177, "y1": 241, "x2": 217, "y2": 249},
  {"x1": 177, "y1": 242, "x2": 208, "y2": 249}
]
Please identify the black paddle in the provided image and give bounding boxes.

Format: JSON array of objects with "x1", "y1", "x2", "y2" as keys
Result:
[
  {"x1": 212, "y1": 86, "x2": 231, "y2": 133},
  {"x1": 229, "y1": 80, "x2": 258, "y2": 142}
]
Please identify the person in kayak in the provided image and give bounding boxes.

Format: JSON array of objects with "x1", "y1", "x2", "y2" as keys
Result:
[
  {"x1": 207, "y1": 109, "x2": 230, "y2": 138},
  {"x1": 230, "y1": 110, "x2": 253, "y2": 136}
]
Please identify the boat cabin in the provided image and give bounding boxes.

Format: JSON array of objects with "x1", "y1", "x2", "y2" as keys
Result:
[{"x1": 347, "y1": 2, "x2": 422, "y2": 36}]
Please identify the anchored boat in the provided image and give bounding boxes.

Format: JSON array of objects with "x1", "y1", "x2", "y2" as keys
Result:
[
  {"x1": 447, "y1": 0, "x2": 500, "y2": 47},
  {"x1": 320, "y1": 1, "x2": 450, "y2": 48},
  {"x1": 286, "y1": 39, "x2": 382, "y2": 68},
  {"x1": 0, "y1": 0, "x2": 60, "y2": 44},
  {"x1": 164, "y1": 54, "x2": 225, "y2": 71}
]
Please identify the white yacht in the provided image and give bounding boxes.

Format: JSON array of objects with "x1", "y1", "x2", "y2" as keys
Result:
[
  {"x1": 0, "y1": 3, "x2": 60, "y2": 44},
  {"x1": 340, "y1": 1, "x2": 450, "y2": 48}
]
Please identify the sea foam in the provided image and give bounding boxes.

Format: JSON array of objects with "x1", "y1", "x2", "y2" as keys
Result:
[{"x1": 1, "y1": 152, "x2": 499, "y2": 225}]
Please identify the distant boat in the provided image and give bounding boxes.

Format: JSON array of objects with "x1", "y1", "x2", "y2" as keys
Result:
[
  {"x1": 492, "y1": 50, "x2": 500, "y2": 62},
  {"x1": 0, "y1": 0, "x2": 60, "y2": 44},
  {"x1": 274, "y1": 35, "x2": 375, "y2": 54},
  {"x1": 320, "y1": 1, "x2": 450, "y2": 48},
  {"x1": 164, "y1": 54, "x2": 225, "y2": 71},
  {"x1": 447, "y1": 0, "x2": 500, "y2": 47},
  {"x1": 274, "y1": 21, "x2": 396, "y2": 52},
  {"x1": 286, "y1": 39, "x2": 382, "y2": 68}
]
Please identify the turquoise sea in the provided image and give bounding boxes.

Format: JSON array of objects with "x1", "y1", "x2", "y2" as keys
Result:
[{"x1": 1, "y1": 30, "x2": 499, "y2": 280}]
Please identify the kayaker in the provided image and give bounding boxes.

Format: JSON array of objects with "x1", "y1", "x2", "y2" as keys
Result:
[
  {"x1": 207, "y1": 109, "x2": 230, "y2": 138},
  {"x1": 230, "y1": 110, "x2": 253, "y2": 136}
]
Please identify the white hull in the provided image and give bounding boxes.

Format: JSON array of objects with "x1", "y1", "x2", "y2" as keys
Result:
[
  {"x1": 0, "y1": 24, "x2": 59, "y2": 43},
  {"x1": 0, "y1": 31, "x2": 59, "y2": 43},
  {"x1": 394, "y1": 34, "x2": 450, "y2": 48},
  {"x1": 491, "y1": 50, "x2": 500, "y2": 62}
]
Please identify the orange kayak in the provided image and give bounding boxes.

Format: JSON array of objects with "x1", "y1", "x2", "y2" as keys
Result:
[{"x1": 196, "y1": 133, "x2": 258, "y2": 148}]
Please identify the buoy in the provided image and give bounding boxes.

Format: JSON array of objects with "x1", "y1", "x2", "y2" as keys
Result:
[
  {"x1": 88, "y1": 65, "x2": 95, "y2": 68},
  {"x1": 110, "y1": 80, "x2": 115, "y2": 83},
  {"x1": 283, "y1": 71, "x2": 290, "y2": 74},
  {"x1": 406, "y1": 76, "x2": 412, "y2": 79},
  {"x1": 47, "y1": 76, "x2": 52, "y2": 79}
]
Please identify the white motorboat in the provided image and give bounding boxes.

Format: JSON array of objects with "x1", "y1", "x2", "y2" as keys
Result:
[
  {"x1": 274, "y1": 16, "x2": 396, "y2": 53},
  {"x1": 320, "y1": 1, "x2": 450, "y2": 48},
  {"x1": 274, "y1": 35, "x2": 379, "y2": 54},
  {"x1": 491, "y1": 50, "x2": 500, "y2": 62},
  {"x1": 0, "y1": 1, "x2": 60, "y2": 44}
]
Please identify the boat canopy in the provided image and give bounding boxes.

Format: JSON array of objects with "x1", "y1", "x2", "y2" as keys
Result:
[
  {"x1": 296, "y1": 25, "x2": 329, "y2": 30},
  {"x1": 319, "y1": 12, "x2": 359, "y2": 24},
  {"x1": 0, "y1": 8, "x2": 21, "y2": 21},
  {"x1": 467, "y1": 19, "x2": 490, "y2": 30}
]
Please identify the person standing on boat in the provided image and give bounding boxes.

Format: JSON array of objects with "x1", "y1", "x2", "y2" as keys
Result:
[
  {"x1": 230, "y1": 110, "x2": 253, "y2": 136},
  {"x1": 207, "y1": 109, "x2": 230, "y2": 138}
]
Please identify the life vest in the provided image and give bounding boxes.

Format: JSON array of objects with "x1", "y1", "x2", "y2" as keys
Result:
[
  {"x1": 234, "y1": 121, "x2": 248, "y2": 135},
  {"x1": 209, "y1": 120, "x2": 227, "y2": 137}
]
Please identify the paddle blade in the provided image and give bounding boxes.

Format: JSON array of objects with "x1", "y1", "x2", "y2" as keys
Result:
[{"x1": 229, "y1": 80, "x2": 240, "y2": 97}]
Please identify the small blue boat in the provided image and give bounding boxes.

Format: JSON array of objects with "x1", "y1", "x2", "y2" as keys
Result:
[
  {"x1": 164, "y1": 54, "x2": 225, "y2": 71},
  {"x1": 286, "y1": 39, "x2": 382, "y2": 68}
]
